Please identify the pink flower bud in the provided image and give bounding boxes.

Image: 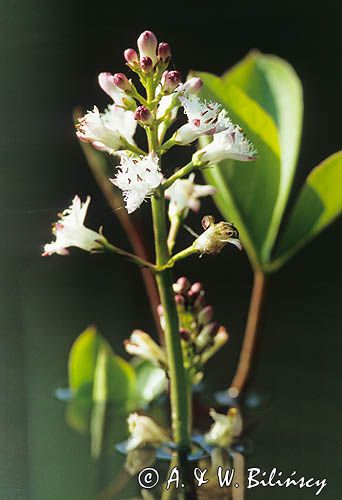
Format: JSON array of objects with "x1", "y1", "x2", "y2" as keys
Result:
[
  {"x1": 124, "y1": 48, "x2": 139, "y2": 66},
  {"x1": 137, "y1": 30, "x2": 158, "y2": 63},
  {"x1": 140, "y1": 56, "x2": 153, "y2": 74},
  {"x1": 162, "y1": 70, "x2": 181, "y2": 93},
  {"x1": 113, "y1": 73, "x2": 131, "y2": 91},
  {"x1": 134, "y1": 105, "x2": 153, "y2": 124},
  {"x1": 190, "y1": 282, "x2": 202, "y2": 294},
  {"x1": 176, "y1": 276, "x2": 191, "y2": 293},
  {"x1": 158, "y1": 42, "x2": 171, "y2": 62}
]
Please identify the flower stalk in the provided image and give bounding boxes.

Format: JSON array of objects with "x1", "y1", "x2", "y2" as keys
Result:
[{"x1": 147, "y1": 102, "x2": 191, "y2": 449}]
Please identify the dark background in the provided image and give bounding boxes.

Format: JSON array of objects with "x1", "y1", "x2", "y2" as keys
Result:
[{"x1": 0, "y1": 1, "x2": 341, "y2": 499}]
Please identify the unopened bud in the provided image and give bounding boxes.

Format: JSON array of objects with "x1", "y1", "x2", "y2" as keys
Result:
[
  {"x1": 158, "y1": 42, "x2": 171, "y2": 63},
  {"x1": 162, "y1": 70, "x2": 181, "y2": 93},
  {"x1": 194, "y1": 294, "x2": 206, "y2": 311},
  {"x1": 179, "y1": 328, "x2": 191, "y2": 341},
  {"x1": 198, "y1": 305, "x2": 214, "y2": 325},
  {"x1": 134, "y1": 105, "x2": 153, "y2": 124},
  {"x1": 157, "y1": 304, "x2": 164, "y2": 316},
  {"x1": 190, "y1": 282, "x2": 202, "y2": 294},
  {"x1": 140, "y1": 56, "x2": 153, "y2": 74},
  {"x1": 194, "y1": 216, "x2": 242, "y2": 255},
  {"x1": 124, "y1": 48, "x2": 139, "y2": 66},
  {"x1": 173, "y1": 276, "x2": 190, "y2": 294},
  {"x1": 196, "y1": 322, "x2": 220, "y2": 349},
  {"x1": 113, "y1": 73, "x2": 131, "y2": 91},
  {"x1": 137, "y1": 30, "x2": 158, "y2": 64}
]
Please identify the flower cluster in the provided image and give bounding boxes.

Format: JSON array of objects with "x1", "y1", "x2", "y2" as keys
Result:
[
  {"x1": 124, "y1": 277, "x2": 229, "y2": 384},
  {"x1": 73, "y1": 29, "x2": 256, "y2": 215}
]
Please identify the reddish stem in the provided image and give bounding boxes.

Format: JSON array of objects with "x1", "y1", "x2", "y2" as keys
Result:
[{"x1": 229, "y1": 270, "x2": 267, "y2": 397}]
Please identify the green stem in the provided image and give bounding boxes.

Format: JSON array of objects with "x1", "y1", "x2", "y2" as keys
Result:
[
  {"x1": 151, "y1": 193, "x2": 191, "y2": 451},
  {"x1": 102, "y1": 241, "x2": 157, "y2": 270},
  {"x1": 167, "y1": 245, "x2": 196, "y2": 267},
  {"x1": 167, "y1": 215, "x2": 183, "y2": 253},
  {"x1": 146, "y1": 78, "x2": 191, "y2": 452},
  {"x1": 162, "y1": 161, "x2": 194, "y2": 190}
]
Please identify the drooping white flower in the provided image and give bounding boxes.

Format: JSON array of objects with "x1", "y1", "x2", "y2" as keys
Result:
[
  {"x1": 205, "y1": 408, "x2": 242, "y2": 448},
  {"x1": 195, "y1": 128, "x2": 257, "y2": 164},
  {"x1": 126, "y1": 413, "x2": 170, "y2": 451},
  {"x1": 175, "y1": 95, "x2": 231, "y2": 145},
  {"x1": 124, "y1": 330, "x2": 168, "y2": 368},
  {"x1": 76, "y1": 105, "x2": 136, "y2": 153},
  {"x1": 98, "y1": 72, "x2": 135, "y2": 108},
  {"x1": 42, "y1": 196, "x2": 106, "y2": 256},
  {"x1": 165, "y1": 173, "x2": 216, "y2": 219},
  {"x1": 110, "y1": 153, "x2": 163, "y2": 213}
]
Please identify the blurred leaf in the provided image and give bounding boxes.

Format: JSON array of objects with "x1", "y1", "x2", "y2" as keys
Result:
[
  {"x1": 134, "y1": 360, "x2": 167, "y2": 405},
  {"x1": 68, "y1": 325, "x2": 111, "y2": 392},
  {"x1": 193, "y1": 52, "x2": 303, "y2": 269},
  {"x1": 68, "y1": 326, "x2": 136, "y2": 407},
  {"x1": 66, "y1": 383, "x2": 93, "y2": 433},
  {"x1": 270, "y1": 151, "x2": 342, "y2": 270}
]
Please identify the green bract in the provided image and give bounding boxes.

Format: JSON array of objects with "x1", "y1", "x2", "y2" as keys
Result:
[{"x1": 192, "y1": 51, "x2": 341, "y2": 272}]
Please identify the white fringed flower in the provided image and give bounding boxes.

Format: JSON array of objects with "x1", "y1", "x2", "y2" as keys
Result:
[
  {"x1": 76, "y1": 105, "x2": 136, "y2": 153},
  {"x1": 155, "y1": 77, "x2": 203, "y2": 136},
  {"x1": 175, "y1": 95, "x2": 231, "y2": 145},
  {"x1": 195, "y1": 128, "x2": 257, "y2": 164},
  {"x1": 205, "y1": 408, "x2": 242, "y2": 448},
  {"x1": 110, "y1": 153, "x2": 163, "y2": 213},
  {"x1": 98, "y1": 72, "x2": 135, "y2": 108},
  {"x1": 124, "y1": 330, "x2": 168, "y2": 368},
  {"x1": 165, "y1": 173, "x2": 216, "y2": 219},
  {"x1": 126, "y1": 413, "x2": 170, "y2": 451},
  {"x1": 42, "y1": 196, "x2": 106, "y2": 256}
]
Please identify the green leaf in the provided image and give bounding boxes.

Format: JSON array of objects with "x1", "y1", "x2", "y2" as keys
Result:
[
  {"x1": 193, "y1": 52, "x2": 303, "y2": 269},
  {"x1": 224, "y1": 52, "x2": 303, "y2": 259},
  {"x1": 134, "y1": 360, "x2": 167, "y2": 404},
  {"x1": 68, "y1": 325, "x2": 111, "y2": 392},
  {"x1": 68, "y1": 325, "x2": 136, "y2": 407},
  {"x1": 270, "y1": 151, "x2": 342, "y2": 270}
]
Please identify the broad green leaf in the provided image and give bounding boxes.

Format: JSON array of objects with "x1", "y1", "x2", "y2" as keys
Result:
[
  {"x1": 195, "y1": 72, "x2": 280, "y2": 268},
  {"x1": 270, "y1": 151, "x2": 342, "y2": 270},
  {"x1": 68, "y1": 325, "x2": 111, "y2": 392},
  {"x1": 68, "y1": 325, "x2": 136, "y2": 406},
  {"x1": 193, "y1": 53, "x2": 303, "y2": 269},
  {"x1": 134, "y1": 360, "x2": 167, "y2": 404},
  {"x1": 224, "y1": 52, "x2": 303, "y2": 259}
]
